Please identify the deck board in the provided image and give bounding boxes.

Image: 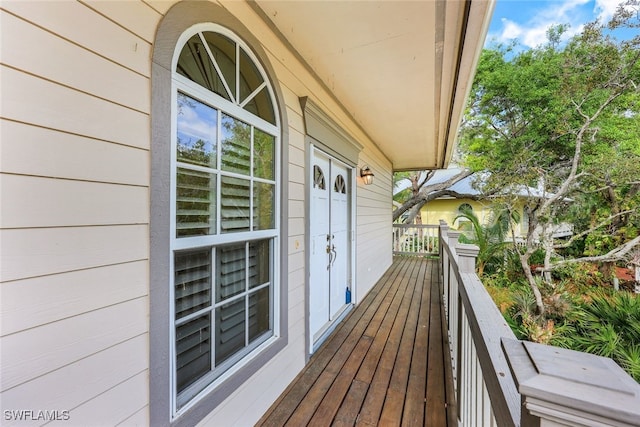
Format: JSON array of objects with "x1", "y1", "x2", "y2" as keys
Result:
[{"x1": 257, "y1": 257, "x2": 453, "y2": 427}]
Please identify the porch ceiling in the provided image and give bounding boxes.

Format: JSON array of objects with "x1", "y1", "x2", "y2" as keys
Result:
[{"x1": 254, "y1": 0, "x2": 495, "y2": 171}]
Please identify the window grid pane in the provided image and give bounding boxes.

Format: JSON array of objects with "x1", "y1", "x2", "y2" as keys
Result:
[
  {"x1": 175, "y1": 249, "x2": 212, "y2": 319},
  {"x1": 216, "y1": 244, "x2": 246, "y2": 303},
  {"x1": 176, "y1": 313, "x2": 211, "y2": 393},
  {"x1": 176, "y1": 167, "x2": 217, "y2": 237},
  {"x1": 249, "y1": 287, "x2": 270, "y2": 342},
  {"x1": 176, "y1": 93, "x2": 217, "y2": 168},
  {"x1": 221, "y1": 114, "x2": 251, "y2": 175},
  {"x1": 253, "y1": 129, "x2": 275, "y2": 180},
  {"x1": 220, "y1": 176, "x2": 251, "y2": 233},
  {"x1": 215, "y1": 298, "x2": 246, "y2": 365}
]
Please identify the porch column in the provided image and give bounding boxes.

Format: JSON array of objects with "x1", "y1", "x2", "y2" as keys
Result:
[{"x1": 502, "y1": 338, "x2": 640, "y2": 427}]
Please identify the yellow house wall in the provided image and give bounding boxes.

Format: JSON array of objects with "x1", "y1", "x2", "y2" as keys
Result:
[{"x1": 420, "y1": 198, "x2": 527, "y2": 237}]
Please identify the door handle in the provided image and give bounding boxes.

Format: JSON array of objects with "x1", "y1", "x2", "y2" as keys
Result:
[
  {"x1": 331, "y1": 244, "x2": 337, "y2": 268},
  {"x1": 327, "y1": 244, "x2": 333, "y2": 270}
]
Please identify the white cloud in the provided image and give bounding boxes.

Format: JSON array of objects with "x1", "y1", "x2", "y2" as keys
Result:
[
  {"x1": 594, "y1": 0, "x2": 622, "y2": 21},
  {"x1": 178, "y1": 105, "x2": 217, "y2": 144},
  {"x1": 491, "y1": 0, "x2": 593, "y2": 49}
]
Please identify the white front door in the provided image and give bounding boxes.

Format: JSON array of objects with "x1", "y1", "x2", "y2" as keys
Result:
[{"x1": 309, "y1": 149, "x2": 352, "y2": 350}]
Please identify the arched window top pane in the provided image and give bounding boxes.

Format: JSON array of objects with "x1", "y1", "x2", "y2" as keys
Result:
[
  {"x1": 176, "y1": 30, "x2": 276, "y2": 125},
  {"x1": 334, "y1": 175, "x2": 346, "y2": 194},
  {"x1": 458, "y1": 203, "x2": 473, "y2": 213},
  {"x1": 313, "y1": 165, "x2": 325, "y2": 189},
  {"x1": 177, "y1": 34, "x2": 231, "y2": 102}
]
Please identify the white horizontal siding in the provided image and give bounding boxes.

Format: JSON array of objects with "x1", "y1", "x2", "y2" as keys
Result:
[
  {"x1": 51, "y1": 371, "x2": 148, "y2": 427},
  {"x1": 1, "y1": 11, "x2": 150, "y2": 113},
  {"x1": 1, "y1": 0, "x2": 152, "y2": 76},
  {"x1": 2, "y1": 66, "x2": 149, "y2": 149},
  {"x1": 0, "y1": 1, "x2": 151, "y2": 424},
  {"x1": 0, "y1": 120, "x2": 149, "y2": 186},
  {"x1": 0, "y1": 175, "x2": 148, "y2": 228},
  {"x1": 0, "y1": 225, "x2": 148, "y2": 282},
  {"x1": 0, "y1": 334, "x2": 148, "y2": 427},
  {"x1": 81, "y1": 0, "x2": 162, "y2": 43},
  {"x1": 356, "y1": 150, "x2": 393, "y2": 298},
  {"x1": 117, "y1": 406, "x2": 150, "y2": 427},
  {"x1": 1, "y1": 297, "x2": 147, "y2": 391},
  {"x1": 1, "y1": 261, "x2": 147, "y2": 336}
]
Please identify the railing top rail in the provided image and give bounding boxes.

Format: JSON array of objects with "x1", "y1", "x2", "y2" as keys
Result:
[
  {"x1": 439, "y1": 223, "x2": 521, "y2": 427},
  {"x1": 392, "y1": 223, "x2": 439, "y2": 229}
]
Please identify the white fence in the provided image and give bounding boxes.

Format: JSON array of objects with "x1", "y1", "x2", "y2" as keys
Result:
[{"x1": 392, "y1": 224, "x2": 439, "y2": 256}]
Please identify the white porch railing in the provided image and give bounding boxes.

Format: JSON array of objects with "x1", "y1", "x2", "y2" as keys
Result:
[
  {"x1": 392, "y1": 224, "x2": 439, "y2": 256},
  {"x1": 438, "y1": 220, "x2": 640, "y2": 427}
]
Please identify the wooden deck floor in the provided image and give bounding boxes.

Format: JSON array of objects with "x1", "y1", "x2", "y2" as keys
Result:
[{"x1": 257, "y1": 257, "x2": 455, "y2": 427}]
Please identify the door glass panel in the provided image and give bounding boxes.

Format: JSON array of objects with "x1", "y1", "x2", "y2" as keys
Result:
[
  {"x1": 313, "y1": 165, "x2": 325, "y2": 189},
  {"x1": 334, "y1": 174, "x2": 346, "y2": 194}
]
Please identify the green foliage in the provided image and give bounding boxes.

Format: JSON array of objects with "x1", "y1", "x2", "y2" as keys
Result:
[
  {"x1": 459, "y1": 4, "x2": 640, "y2": 264},
  {"x1": 488, "y1": 272, "x2": 640, "y2": 382},
  {"x1": 455, "y1": 205, "x2": 518, "y2": 276}
]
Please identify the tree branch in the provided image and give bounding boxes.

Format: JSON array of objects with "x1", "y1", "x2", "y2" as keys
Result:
[
  {"x1": 553, "y1": 235, "x2": 640, "y2": 266},
  {"x1": 553, "y1": 210, "x2": 634, "y2": 249},
  {"x1": 392, "y1": 169, "x2": 475, "y2": 222}
]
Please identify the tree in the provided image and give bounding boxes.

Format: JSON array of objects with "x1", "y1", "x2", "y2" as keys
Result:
[{"x1": 459, "y1": 2, "x2": 640, "y2": 316}]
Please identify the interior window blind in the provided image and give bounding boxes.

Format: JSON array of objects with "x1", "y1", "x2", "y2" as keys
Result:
[
  {"x1": 175, "y1": 249, "x2": 212, "y2": 393},
  {"x1": 176, "y1": 168, "x2": 216, "y2": 237},
  {"x1": 216, "y1": 244, "x2": 246, "y2": 364}
]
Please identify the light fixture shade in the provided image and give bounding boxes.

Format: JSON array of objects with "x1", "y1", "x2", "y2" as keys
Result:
[{"x1": 360, "y1": 165, "x2": 374, "y2": 185}]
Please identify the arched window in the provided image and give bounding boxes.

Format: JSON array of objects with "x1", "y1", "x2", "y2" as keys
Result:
[
  {"x1": 171, "y1": 24, "x2": 280, "y2": 410},
  {"x1": 458, "y1": 203, "x2": 473, "y2": 213}
]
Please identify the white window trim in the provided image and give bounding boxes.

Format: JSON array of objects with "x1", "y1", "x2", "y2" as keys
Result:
[{"x1": 168, "y1": 23, "x2": 281, "y2": 419}]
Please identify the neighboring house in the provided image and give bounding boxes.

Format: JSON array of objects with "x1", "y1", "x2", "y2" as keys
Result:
[
  {"x1": 0, "y1": 2, "x2": 493, "y2": 426},
  {"x1": 418, "y1": 169, "x2": 573, "y2": 241}
]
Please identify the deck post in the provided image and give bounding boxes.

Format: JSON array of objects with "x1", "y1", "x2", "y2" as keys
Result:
[
  {"x1": 447, "y1": 231, "x2": 463, "y2": 260},
  {"x1": 502, "y1": 338, "x2": 640, "y2": 427},
  {"x1": 456, "y1": 243, "x2": 479, "y2": 274}
]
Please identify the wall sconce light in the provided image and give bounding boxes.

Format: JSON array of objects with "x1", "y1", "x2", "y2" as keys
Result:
[{"x1": 360, "y1": 165, "x2": 374, "y2": 185}]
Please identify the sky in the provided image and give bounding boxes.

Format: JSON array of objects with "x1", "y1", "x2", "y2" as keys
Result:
[{"x1": 486, "y1": 0, "x2": 630, "y2": 48}]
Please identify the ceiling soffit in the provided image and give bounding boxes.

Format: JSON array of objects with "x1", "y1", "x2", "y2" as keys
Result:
[{"x1": 253, "y1": 0, "x2": 495, "y2": 171}]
